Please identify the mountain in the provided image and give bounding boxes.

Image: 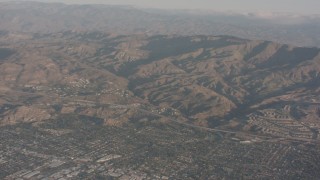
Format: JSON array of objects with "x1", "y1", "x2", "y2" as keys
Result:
[
  {"x1": 0, "y1": 1, "x2": 320, "y2": 47},
  {"x1": 1, "y1": 2, "x2": 320, "y2": 179},
  {"x1": 1, "y1": 31, "x2": 320, "y2": 179}
]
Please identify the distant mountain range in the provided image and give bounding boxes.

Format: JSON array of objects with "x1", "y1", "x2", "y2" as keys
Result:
[{"x1": 0, "y1": 1, "x2": 320, "y2": 47}]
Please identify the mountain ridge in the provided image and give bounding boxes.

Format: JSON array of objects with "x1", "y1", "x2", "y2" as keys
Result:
[{"x1": 1, "y1": 31, "x2": 319, "y2": 131}]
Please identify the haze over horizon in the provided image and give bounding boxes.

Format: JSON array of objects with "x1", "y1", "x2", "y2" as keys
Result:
[{"x1": 1, "y1": 0, "x2": 320, "y2": 14}]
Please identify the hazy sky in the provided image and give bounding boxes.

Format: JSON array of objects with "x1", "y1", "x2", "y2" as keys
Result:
[{"x1": 9, "y1": 0, "x2": 320, "y2": 14}]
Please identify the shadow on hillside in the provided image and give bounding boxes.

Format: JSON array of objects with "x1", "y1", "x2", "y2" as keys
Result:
[
  {"x1": 144, "y1": 35, "x2": 244, "y2": 60},
  {"x1": 0, "y1": 48, "x2": 14, "y2": 60},
  {"x1": 118, "y1": 35, "x2": 245, "y2": 76},
  {"x1": 244, "y1": 41, "x2": 270, "y2": 61},
  {"x1": 259, "y1": 45, "x2": 319, "y2": 69}
]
